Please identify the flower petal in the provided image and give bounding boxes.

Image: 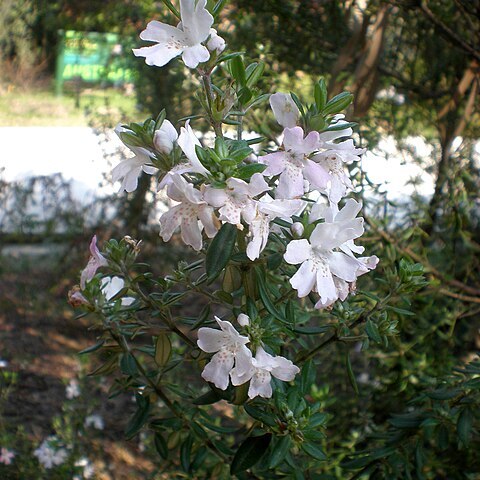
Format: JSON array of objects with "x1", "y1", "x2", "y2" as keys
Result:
[
  {"x1": 290, "y1": 259, "x2": 317, "y2": 297},
  {"x1": 182, "y1": 44, "x2": 210, "y2": 68},
  {"x1": 201, "y1": 350, "x2": 234, "y2": 390},
  {"x1": 284, "y1": 239, "x2": 311, "y2": 265}
]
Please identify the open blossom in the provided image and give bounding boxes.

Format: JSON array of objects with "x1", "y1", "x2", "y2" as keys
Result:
[
  {"x1": 284, "y1": 202, "x2": 367, "y2": 306},
  {"x1": 197, "y1": 316, "x2": 252, "y2": 390},
  {"x1": 80, "y1": 236, "x2": 108, "y2": 289},
  {"x1": 160, "y1": 174, "x2": 218, "y2": 251},
  {"x1": 112, "y1": 125, "x2": 158, "y2": 193},
  {"x1": 314, "y1": 139, "x2": 366, "y2": 204},
  {"x1": 0, "y1": 447, "x2": 14, "y2": 465},
  {"x1": 261, "y1": 127, "x2": 329, "y2": 199},
  {"x1": 153, "y1": 119, "x2": 178, "y2": 154},
  {"x1": 34, "y1": 439, "x2": 68, "y2": 469},
  {"x1": 204, "y1": 173, "x2": 270, "y2": 227},
  {"x1": 133, "y1": 0, "x2": 213, "y2": 69},
  {"x1": 230, "y1": 346, "x2": 300, "y2": 399},
  {"x1": 270, "y1": 92, "x2": 300, "y2": 128},
  {"x1": 246, "y1": 196, "x2": 305, "y2": 261},
  {"x1": 101, "y1": 276, "x2": 135, "y2": 306}
]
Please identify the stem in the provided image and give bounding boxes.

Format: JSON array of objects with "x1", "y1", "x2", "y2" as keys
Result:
[{"x1": 201, "y1": 72, "x2": 223, "y2": 137}]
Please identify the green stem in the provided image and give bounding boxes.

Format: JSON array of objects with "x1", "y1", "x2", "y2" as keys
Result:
[{"x1": 201, "y1": 72, "x2": 223, "y2": 137}]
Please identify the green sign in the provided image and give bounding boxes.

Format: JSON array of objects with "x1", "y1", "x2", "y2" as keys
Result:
[{"x1": 55, "y1": 30, "x2": 134, "y2": 95}]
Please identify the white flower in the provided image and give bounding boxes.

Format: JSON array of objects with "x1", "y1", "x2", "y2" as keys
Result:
[
  {"x1": 284, "y1": 203, "x2": 366, "y2": 305},
  {"x1": 84, "y1": 414, "x2": 104, "y2": 430},
  {"x1": 261, "y1": 127, "x2": 329, "y2": 199},
  {"x1": 112, "y1": 125, "x2": 158, "y2": 193},
  {"x1": 80, "y1": 236, "x2": 108, "y2": 289},
  {"x1": 75, "y1": 458, "x2": 95, "y2": 479},
  {"x1": 230, "y1": 346, "x2": 300, "y2": 399},
  {"x1": 160, "y1": 174, "x2": 218, "y2": 251},
  {"x1": 34, "y1": 440, "x2": 68, "y2": 469},
  {"x1": 204, "y1": 173, "x2": 270, "y2": 227},
  {"x1": 207, "y1": 28, "x2": 226, "y2": 53},
  {"x1": 0, "y1": 447, "x2": 14, "y2": 465},
  {"x1": 101, "y1": 276, "x2": 135, "y2": 306},
  {"x1": 291, "y1": 221, "x2": 304, "y2": 237},
  {"x1": 153, "y1": 119, "x2": 178, "y2": 154},
  {"x1": 177, "y1": 120, "x2": 209, "y2": 176},
  {"x1": 314, "y1": 139, "x2": 365, "y2": 204},
  {"x1": 197, "y1": 316, "x2": 252, "y2": 390},
  {"x1": 66, "y1": 379, "x2": 80, "y2": 399},
  {"x1": 0, "y1": 359, "x2": 8, "y2": 368},
  {"x1": 270, "y1": 93, "x2": 300, "y2": 128},
  {"x1": 133, "y1": 0, "x2": 213, "y2": 69},
  {"x1": 246, "y1": 196, "x2": 305, "y2": 261}
]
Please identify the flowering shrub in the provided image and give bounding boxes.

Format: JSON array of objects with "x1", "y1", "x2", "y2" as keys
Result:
[{"x1": 68, "y1": 0, "x2": 429, "y2": 476}]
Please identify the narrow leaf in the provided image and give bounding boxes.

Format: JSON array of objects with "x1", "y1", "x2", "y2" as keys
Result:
[
  {"x1": 231, "y1": 434, "x2": 272, "y2": 474},
  {"x1": 205, "y1": 223, "x2": 237, "y2": 283}
]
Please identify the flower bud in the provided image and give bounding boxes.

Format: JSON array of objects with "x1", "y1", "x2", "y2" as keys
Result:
[
  {"x1": 68, "y1": 286, "x2": 89, "y2": 307},
  {"x1": 291, "y1": 222, "x2": 304, "y2": 238},
  {"x1": 154, "y1": 129, "x2": 174, "y2": 154},
  {"x1": 207, "y1": 29, "x2": 226, "y2": 53},
  {"x1": 237, "y1": 313, "x2": 250, "y2": 327}
]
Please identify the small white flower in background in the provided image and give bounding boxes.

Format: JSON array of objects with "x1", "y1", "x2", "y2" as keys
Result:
[
  {"x1": 230, "y1": 346, "x2": 300, "y2": 399},
  {"x1": 0, "y1": 447, "x2": 15, "y2": 465},
  {"x1": 0, "y1": 359, "x2": 8, "y2": 368},
  {"x1": 204, "y1": 172, "x2": 270, "y2": 227},
  {"x1": 284, "y1": 202, "x2": 367, "y2": 306},
  {"x1": 207, "y1": 28, "x2": 226, "y2": 53},
  {"x1": 34, "y1": 439, "x2": 68, "y2": 469},
  {"x1": 101, "y1": 276, "x2": 135, "y2": 306},
  {"x1": 160, "y1": 174, "x2": 219, "y2": 251},
  {"x1": 75, "y1": 458, "x2": 95, "y2": 479},
  {"x1": 270, "y1": 92, "x2": 300, "y2": 128},
  {"x1": 133, "y1": 0, "x2": 213, "y2": 69},
  {"x1": 237, "y1": 313, "x2": 250, "y2": 327},
  {"x1": 261, "y1": 127, "x2": 329, "y2": 199},
  {"x1": 84, "y1": 414, "x2": 105, "y2": 430},
  {"x1": 112, "y1": 125, "x2": 158, "y2": 193},
  {"x1": 197, "y1": 316, "x2": 252, "y2": 390},
  {"x1": 80, "y1": 236, "x2": 108, "y2": 289},
  {"x1": 66, "y1": 379, "x2": 80, "y2": 399},
  {"x1": 153, "y1": 119, "x2": 178, "y2": 154}
]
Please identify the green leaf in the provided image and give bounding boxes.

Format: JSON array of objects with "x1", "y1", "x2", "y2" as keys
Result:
[
  {"x1": 324, "y1": 121, "x2": 357, "y2": 132},
  {"x1": 314, "y1": 79, "x2": 327, "y2": 110},
  {"x1": 230, "y1": 56, "x2": 247, "y2": 87},
  {"x1": 301, "y1": 441, "x2": 327, "y2": 461},
  {"x1": 120, "y1": 352, "x2": 138, "y2": 376},
  {"x1": 345, "y1": 351, "x2": 359, "y2": 395},
  {"x1": 235, "y1": 163, "x2": 267, "y2": 180},
  {"x1": 154, "y1": 433, "x2": 168, "y2": 459},
  {"x1": 289, "y1": 92, "x2": 305, "y2": 116},
  {"x1": 78, "y1": 340, "x2": 105, "y2": 355},
  {"x1": 231, "y1": 434, "x2": 272, "y2": 475},
  {"x1": 246, "y1": 61, "x2": 265, "y2": 88},
  {"x1": 125, "y1": 397, "x2": 150, "y2": 439},
  {"x1": 193, "y1": 389, "x2": 223, "y2": 405},
  {"x1": 180, "y1": 435, "x2": 193, "y2": 472},
  {"x1": 322, "y1": 92, "x2": 353, "y2": 116},
  {"x1": 155, "y1": 334, "x2": 172, "y2": 367},
  {"x1": 244, "y1": 404, "x2": 277, "y2": 427},
  {"x1": 255, "y1": 268, "x2": 287, "y2": 323},
  {"x1": 300, "y1": 360, "x2": 316, "y2": 395},
  {"x1": 457, "y1": 408, "x2": 473, "y2": 446},
  {"x1": 205, "y1": 223, "x2": 237, "y2": 283},
  {"x1": 269, "y1": 436, "x2": 291, "y2": 468},
  {"x1": 365, "y1": 319, "x2": 382, "y2": 344}
]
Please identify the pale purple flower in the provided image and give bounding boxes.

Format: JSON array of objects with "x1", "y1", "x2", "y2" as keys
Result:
[
  {"x1": 313, "y1": 139, "x2": 366, "y2": 204},
  {"x1": 34, "y1": 439, "x2": 68, "y2": 469},
  {"x1": 133, "y1": 0, "x2": 213, "y2": 69},
  {"x1": 197, "y1": 316, "x2": 252, "y2": 390},
  {"x1": 284, "y1": 204, "x2": 366, "y2": 305},
  {"x1": 246, "y1": 196, "x2": 305, "y2": 261},
  {"x1": 204, "y1": 173, "x2": 270, "y2": 227},
  {"x1": 160, "y1": 174, "x2": 218, "y2": 251},
  {"x1": 80, "y1": 236, "x2": 108, "y2": 289},
  {"x1": 112, "y1": 125, "x2": 158, "y2": 193},
  {"x1": 261, "y1": 127, "x2": 329, "y2": 199},
  {"x1": 230, "y1": 346, "x2": 300, "y2": 399},
  {"x1": 270, "y1": 93, "x2": 300, "y2": 128},
  {"x1": 0, "y1": 448, "x2": 14, "y2": 465}
]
